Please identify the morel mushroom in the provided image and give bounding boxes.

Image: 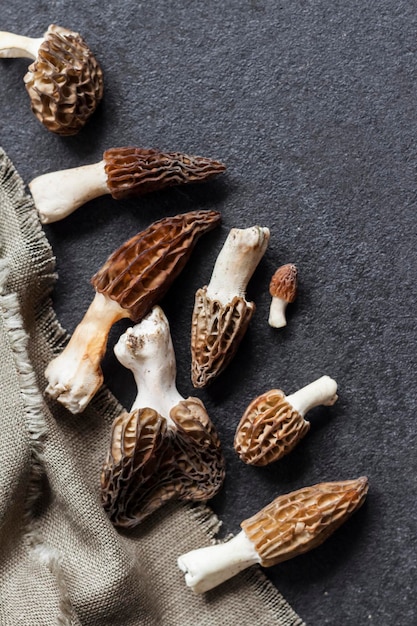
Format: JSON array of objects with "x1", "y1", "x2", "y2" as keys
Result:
[
  {"x1": 45, "y1": 210, "x2": 221, "y2": 414},
  {"x1": 29, "y1": 147, "x2": 226, "y2": 224},
  {"x1": 101, "y1": 306, "x2": 225, "y2": 527},
  {"x1": 268, "y1": 263, "x2": 298, "y2": 328},
  {"x1": 191, "y1": 226, "x2": 270, "y2": 388},
  {"x1": 178, "y1": 477, "x2": 368, "y2": 593},
  {"x1": 0, "y1": 24, "x2": 103, "y2": 135},
  {"x1": 234, "y1": 375, "x2": 338, "y2": 465}
]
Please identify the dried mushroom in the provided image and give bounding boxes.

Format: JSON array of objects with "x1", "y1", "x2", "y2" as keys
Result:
[
  {"x1": 45, "y1": 210, "x2": 221, "y2": 414},
  {"x1": 0, "y1": 24, "x2": 103, "y2": 135},
  {"x1": 191, "y1": 226, "x2": 270, "y2": 388},
  {"x1": 101, "y1": 306, "x2": 225, "y2": 527},
  {"x1": 29, "y1": 147, "x2": 226, "y2": 224},
  {"x1": 234, "y1": 375, "x2": 338, "y2": 465},
  {"x1": 268, "y1": 263, "x2": 298, "y2": 328},
  {"x1": 178, "y1": 477, "x2": 368, "y2": 593}
]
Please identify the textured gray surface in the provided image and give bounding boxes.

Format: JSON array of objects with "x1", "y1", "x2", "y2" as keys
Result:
[{"x1": 0, "y1": 2, "x2": 416, "y2": 625}]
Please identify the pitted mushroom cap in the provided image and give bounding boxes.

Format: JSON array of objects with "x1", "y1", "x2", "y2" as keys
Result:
[
  {"x1": 241, "y1": 477, "x2": 369, "y2": 568},
  {"x1": 24, "y1": 24, "x2": 103, "y2": 135},
  {"x1": 101, "y1": 398, "x2": 225, "y2": 528},
  {"x1": 191, "y1": 286, "x2": 255, "y2": 388},
  {"x1": 234, "y1": 389, "x2": 310, "y2": 465},
  {"x1": 103, "y1": 147, "x2": 226, "y2": 200},
  {"x1": 269, "y1": 263, "x2": 298, "y2": 302},
  {"x1": 91, "y1": 210, "x2": 221, "y2": 322}
]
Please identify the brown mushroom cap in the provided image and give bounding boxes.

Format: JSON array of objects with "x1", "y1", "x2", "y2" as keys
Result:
[
  {"x1": 91, "y1": 210, "x2": 221, "y2": 323},
  {"x1": 101, "y1": 398, "x2": 225, "y2": 528},
  {"x1": 234, "y1": 389, "x2": 310, "y2": 465},
  {"x1": 103, "y1": 147, "x2": 226, "y2": 200},
  {"x1": 269, "y1": 263, "x2": 298, "y2": 302},
  {"x1": 24, "y1": 24, "x2": 103, "y2": 135},
  {"x1": 241, "y1": 477, "x2": 369, "y2": 567}
]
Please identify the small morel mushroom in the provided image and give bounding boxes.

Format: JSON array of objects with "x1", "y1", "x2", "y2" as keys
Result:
[
  {"x1": 268, "y1": 263, "x2": 298, "y2": 328},
  {"x1": 177, "y1": 477, "x2": 368, "y2": 593},
  {"x1": 191, "y1": 226, "x2": 270, "y2": 388},
  {"x1": 29, "y1": 147, "x2": 226, "y2": 224},
  {"x1": 45, "y1": 210, "x2": 221, "y2": 413},
  {"x1": 234, "y1": 375, "x2": 338, "y2": 465},
  {"x1": 0, "y1": 24, "x2": 103, "y2": 135},
  {"x1": 101, "y1": 306, "x2": 225, "y2": 527}
]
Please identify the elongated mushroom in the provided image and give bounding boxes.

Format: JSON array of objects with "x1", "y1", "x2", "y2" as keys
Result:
[
  {"x1": 234, "y1": 375, "x2": 338, "y2": 465},
  {"x1": 191, "y1": 226, "x2": 270, "y2": 388},
  {"x1": 45, "y1": 210, "x2": 221, "y2": 414},
  {"x1": 178, "y1": 477, "x2": 368, "y2": 593},
  {"x1": 101, "y1": 306, "x2": 225, "y2": 527},
  {"x1": 0, "y1": 24, "x2": 103, "y2": 135},
  {"x1": 268, "y1": 263, "x2": 298, "y2": 328},
  {"x1": 29, "y1": 147, "x2": 226, "y2": 224}
]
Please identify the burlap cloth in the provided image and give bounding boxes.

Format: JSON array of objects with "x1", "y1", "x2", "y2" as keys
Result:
[{"x1": 0, "y1": 148, "x2": 304, "y2": 625}]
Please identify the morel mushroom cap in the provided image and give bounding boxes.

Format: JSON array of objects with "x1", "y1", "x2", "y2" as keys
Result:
[
  {"x1": 29, "y1": 147, "x2": 226, "y2": 224},
  {"x1": 45, "y1": 210, "x2": 221, "y2": 413},
  {"x1": 101, "y1": 306, "x2": 225, "y2": 527},
  {"x1": 177, "y1": 477, "x2": 368, "y2": 593},
  {"x1": 191, "y1": 226, "x2": 270, "y2": 388},
  {"x1": 268, "y1": 263, "x2": 298, "y2": 328},
  {"x1": 0, "y1": 25, "x2": 103, "y2": 135},
  {"x1": 234, "y1": 375, "x2": 338, "y2": 465}
]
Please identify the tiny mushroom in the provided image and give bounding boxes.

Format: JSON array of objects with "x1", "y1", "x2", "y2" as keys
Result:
[
  {"x1": 177, "y1": 477, "x2": 368, "y2": 593},
  {"x1": 45, "y1": 210, "x2": 221, "y2": 414},
  {"x1": 101, "y1": 306, "x2": 225, "y2": 527},
  {"x1": 0, "y1": 24, "x2": 103, "y2": 135},
  {"x1": 234, "y1": 375, "x2": 338, "y2": 465},
  {"x1": 29, "y1": 147, "x2": 226, "y2": 224},
  {"x1": 268, "y1": 263, "x2": 298, "y2": 328},
  {"x1": 191, "y1": 225, "x2": 270, "y2": 388}
]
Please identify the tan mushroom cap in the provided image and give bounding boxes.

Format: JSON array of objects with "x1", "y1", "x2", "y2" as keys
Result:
[
  {"x1": 24, "y1": 24, "x2": 103, "y2": 135},
  {"x1": 101, "y1": 398, "x2": 225, "y2": 528},
  {"x1": 269, "y1": 263, "x2": 298, "y2": 302},
  {"x1": 104, "y1": 147, "x2": 226, "y2": 200},
  {"x1": 241, "y1": 477, "x2": 369, "y2": 568}
]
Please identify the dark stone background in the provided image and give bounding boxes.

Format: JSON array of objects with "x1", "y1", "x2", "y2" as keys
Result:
[{"x1": 1, "y1": 2, "x2": 416, "y2": 625}]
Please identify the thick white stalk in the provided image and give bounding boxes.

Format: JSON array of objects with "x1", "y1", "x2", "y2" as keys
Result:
[
  {"x1": 177, "y1": 531, "x2": 260, "y2": 594},
  {"x1": 114, "y1": 306, "x2": 183, "y2": 425},
  {"x1": 0, "y1": 32, "x2": 44, "y2": 59},
  {"x1": 286, "y1": 375, "x2": 338, "y2": 417},
  {"x1": 268, "y1": 296, "x2": 287, "y2": 328},
  {"x1": 29, "y1": 161, "x2": 109, "y2": 224},
  {"x1": 206, "y1": 226, "x2": 270, "y2": 305}
]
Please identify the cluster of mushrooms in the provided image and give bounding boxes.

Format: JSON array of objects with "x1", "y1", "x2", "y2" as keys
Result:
[{"x1": 1, "y1": 24, "x2": 368, "y2": 594}]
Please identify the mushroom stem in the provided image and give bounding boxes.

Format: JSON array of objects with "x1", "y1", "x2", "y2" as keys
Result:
[
  {"x1": 268, "y1": 296, "x2": 288, "y2": 328},
  {"x1": 206, "y1": 226, "x2": 270, "y2": 304},
  {"x1": 177, "y1": 531, "x2": 260, "y2": 594},
  {"x1": 286, "y1": 375, "x2": 338, "y2": 417},
  {"x1": 45, "y1": 292, "x2": 129, "y2": 413},
  {"x1": 0, "y1": 32, "x2": 44, "y2": 59},
  {"x1": 29, "y1": 161, "x2": 108, "y2": 224}
]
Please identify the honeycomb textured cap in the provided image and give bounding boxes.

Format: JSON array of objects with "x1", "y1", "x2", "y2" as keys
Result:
[
  {"x1": 24, "y1": 24, "x2": 103, "y2": 135},
  {"x1": 91, "y1": 210, "x2": 221, "y2": 322},
  {"x1": 234, "y1": 389, "x2": 310, "y2": 465},
  {"x1": 269, "y1": 263, "x2": 298, "y2": 302},
  {"x1": 104, "y1": 147, "x2": 226, "y2": 200},
  {"x1": 101, "y1": 398, "x2": 225, "y2": 528},
  {"x1": 241, "y1": 477, "x2": 369, "y2": 568}
]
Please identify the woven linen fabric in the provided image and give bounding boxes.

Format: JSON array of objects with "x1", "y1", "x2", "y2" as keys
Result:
[{"x1": 0, "y1": 148, "x2": 304, "y2": 626}]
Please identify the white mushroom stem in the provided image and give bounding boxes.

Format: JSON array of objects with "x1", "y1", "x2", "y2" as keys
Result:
[
  {"x1": 0, "y1": 31, "x2": 44, "y2": 59},
  {"x1": 206, "y1": 226, "x2": 270, "y2": 305},
  {"x1": 29, "y1": 161, "x2": 109, "y2": 224},
  {"x1": 286, "y1": 375, "x2": 338, "y2": 417},
  {"x1": 114, "y1": 306, "x2": 183, "y2": 426},
  {"x1": 268, "y1": 296, "x2": 288, "y2": 328},
  {"x1": 177, "y1": 531, "x2": 260, "y2": 594},
  {"x1": 45, "y1": 292, "x2": 129, "y2": 414}
]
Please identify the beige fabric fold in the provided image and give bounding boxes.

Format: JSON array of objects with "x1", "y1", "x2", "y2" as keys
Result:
[{"x1": 0, "y1": 148, "x2": 304, "y2": 626}]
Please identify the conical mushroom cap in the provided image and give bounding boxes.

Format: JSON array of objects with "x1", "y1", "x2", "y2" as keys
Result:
[
  {"x1": 24, "y1": 24, "x2": 103, "y2": 135},
  {"x1": 269, "y1": 263, "x2": 298, "y2": 302}
]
